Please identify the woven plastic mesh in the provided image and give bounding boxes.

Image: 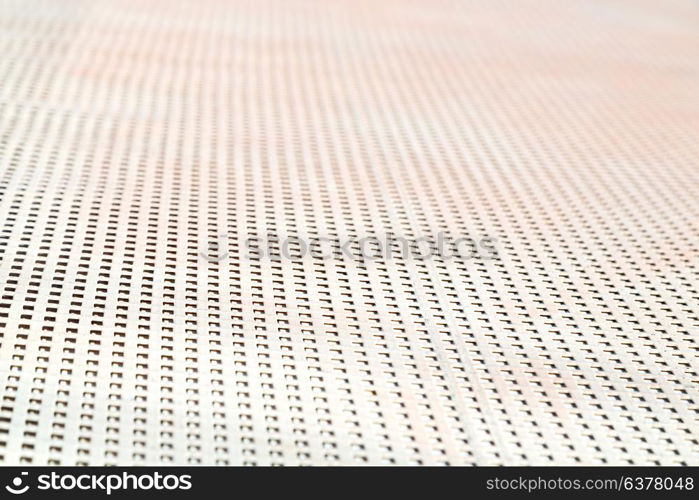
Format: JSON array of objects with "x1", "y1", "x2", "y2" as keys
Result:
[{"x1": 0, "y1": 0, "x2": 697, "y2": 466}]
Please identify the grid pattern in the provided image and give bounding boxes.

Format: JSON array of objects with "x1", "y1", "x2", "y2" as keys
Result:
[{"x1": 0, "y1": 0, "x2": 697, "y2": 465}]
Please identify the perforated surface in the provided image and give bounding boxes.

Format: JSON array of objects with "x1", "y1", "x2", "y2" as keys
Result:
[{"x1": 0, "y1": 0, "x2": 698, "y2": 466}]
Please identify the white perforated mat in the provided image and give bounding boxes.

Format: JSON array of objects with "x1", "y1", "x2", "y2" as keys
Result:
[{"x1": 0, "y1": 0, "x2": 697, "y2": 465}]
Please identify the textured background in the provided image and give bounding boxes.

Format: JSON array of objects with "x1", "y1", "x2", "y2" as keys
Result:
[{"x1": 0, "y1": 0, "x2": 697, "y2": 465}]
